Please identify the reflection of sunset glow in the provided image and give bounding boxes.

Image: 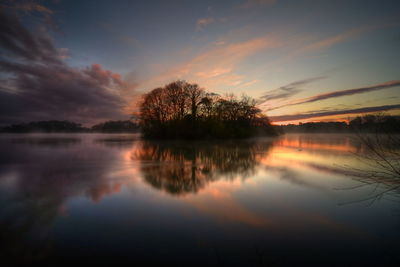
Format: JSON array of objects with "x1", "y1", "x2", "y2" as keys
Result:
[
  {"x1": 260, "y1": 135, "x2": 364, "y2": 180},
  {"x1": 2, "y1": 133, "x2": 391, "y2": 267},
  {"x1": 89, "y1": 135, "x2": 378, "y2": 233},
  {"x1": 273, "y1": 135, "x2": 356, "y2": 153},
  {"x1": 87, "y1": 182, "x2": 122, "y2": 203},
  {"x1": 183, "y1": 179, "x2": 271, "y2": 227},
  {"x1": 74, "y1": 135, "x2": 370, "y2": 209},
  {"x1": 107, "y1": 136, "x2": 373, "y2": 233}
]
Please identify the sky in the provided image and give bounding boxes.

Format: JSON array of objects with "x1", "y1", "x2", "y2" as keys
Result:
[{"x1": 0, "y1": 0, "x2": 399, "y2": 125}]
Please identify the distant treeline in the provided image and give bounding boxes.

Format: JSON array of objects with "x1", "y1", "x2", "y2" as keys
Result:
[
  {"x1": 91, "y1": 120, "x2": 139, "y2": 133},
  {"x1": 0, "y1": 120, "x2": 139, "y2": 133},
  {"x1": 277, "y1": 114, "x2": 400, "y2": 133},
  {"x1": 139, "y1": 80, "x2": 276, "y2": 139}
]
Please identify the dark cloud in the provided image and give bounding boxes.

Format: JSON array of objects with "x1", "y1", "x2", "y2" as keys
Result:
[
  {"x1": 0, "y1": 8, "x2": 128, "y2": 125},
  {"x1": 269, "y1": 104, "x2": 400, "y2": 122},
  {"x1": 0, "y1": 9, "x2": 61, "y2": 63},
  {"x1": 259, "y1": 76, "x2": 327, "y2": 103},
  {"x1": 293, "y1": 80, "x2": 400, "y2": 105}
]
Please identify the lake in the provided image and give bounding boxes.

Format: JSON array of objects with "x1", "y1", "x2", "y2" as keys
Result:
[{"x1": 0, "y1": 133, "x2": 399, "y2": 266}]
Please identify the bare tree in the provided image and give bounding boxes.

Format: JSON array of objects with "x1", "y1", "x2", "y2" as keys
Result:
[
  {"x1": 186, "y1": 83, "x2": 204, "y2": 120},
  {"x1": 344, "y1": 115, "x2": 400, "y2": 205}
]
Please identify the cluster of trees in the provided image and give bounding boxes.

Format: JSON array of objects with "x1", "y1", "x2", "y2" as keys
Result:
[
  {"x1": 0, "y1": 120, "x2": 140, "y2": 133},
  {"x1": 0, "y1": 120, "x2": 85, "y2": 133},
  {"x1": 277, "y1": 115, "x2": 400, "y2": 133},
  {"x1": 277, "y1": 121, "x2": 348, "y2": 133},
  {"x1": 139, "y1": 80, "x2": 276, "y2": 139},
  {"x1": 91, "y1": 120, "x2": 139, "y2": 133},
  {"x1": 349, "y1": 114, "x2": 400, "y2": 133}
]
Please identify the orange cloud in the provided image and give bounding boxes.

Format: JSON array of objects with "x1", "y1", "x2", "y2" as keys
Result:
[{"x1": 138, "y1": 35, "x2": 280, "y2": 90}]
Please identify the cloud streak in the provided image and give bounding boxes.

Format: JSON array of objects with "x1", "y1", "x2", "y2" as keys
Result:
[
  {"x1": 269, "y1": 104, "x2": 400, "y2": 122},
  {"x1": 292, "y1": 80, "x2": 400, "y2": 105},
  {"x1": 261, "y1": 80, "x2": 400, "y2": 111},
  {"x1": 0, "y1": 9, "x2": 62, "y2": 64},
  {"x1": 259, "y1": 76, "x2": 327, "y2": 103}
]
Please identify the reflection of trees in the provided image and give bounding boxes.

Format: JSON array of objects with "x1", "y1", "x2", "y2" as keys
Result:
[
  {"x1": 94, "y1": 136, "x2": 137, "y2": 148},
  {"x1": 346, "y1": 132, "x2": 400, "y2": 204},
  {"x1": 132, "y1": 140, "x2": 273, "y2": 195},
  {"x1": 339, "y1": 114, "x2": 400, "y2": 204}
]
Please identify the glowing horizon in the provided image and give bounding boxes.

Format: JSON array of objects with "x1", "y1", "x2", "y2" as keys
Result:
[{"x1": 1, "y1": 0, "x2": 399, "y2": 125}]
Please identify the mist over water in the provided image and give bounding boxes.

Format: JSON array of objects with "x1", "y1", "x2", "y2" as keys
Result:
[{"x1": 0, "y1": 133, "x2": 399, "y2": 266}]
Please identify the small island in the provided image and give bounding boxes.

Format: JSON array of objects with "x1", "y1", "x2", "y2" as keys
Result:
[{"x1": 139, "y1": 80, "x2": 276, "y2": 139}]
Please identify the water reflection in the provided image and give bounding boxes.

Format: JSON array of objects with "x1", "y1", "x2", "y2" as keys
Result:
[
  {"x1": 8, "y1": 137, "x2": 81, "y2": 147},
  {"x1": 0, "y1": 134, "x2": 398, "y2": 266},
  {"x1": 0, "y1": 135, "x2": 134, "y2": 264},
  {"x1": 94, "y1": 134, "x2": 138, "y2": 148},
  {"x1": 132, "y1": 140, "x2": 273, "y2": 195}
]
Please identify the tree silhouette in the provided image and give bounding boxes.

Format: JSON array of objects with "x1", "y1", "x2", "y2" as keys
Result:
[{"x1": 139, "y1": 80, "x2": 276, "y2": 139}]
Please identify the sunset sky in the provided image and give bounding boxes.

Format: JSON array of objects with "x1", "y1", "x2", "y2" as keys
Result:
[{"x1": 1, "y1": 0, "x2": 399, "y2": 125}]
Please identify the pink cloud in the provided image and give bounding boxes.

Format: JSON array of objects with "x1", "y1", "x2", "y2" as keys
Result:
[{"x1": 137, "y1": 35, "x2": 280, "y2": 90}]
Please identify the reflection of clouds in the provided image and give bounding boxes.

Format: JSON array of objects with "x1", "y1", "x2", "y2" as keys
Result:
[
  {"x1": 265, "y1": 134, "x2": 364, "y2": 175},
  {"x1": 86, "y1": 182, "x2": 122, "y2": 203},
  {"x1": 267, "y1": 166, "x2": 329, "y2": 191},
  {"x1": 273, "y1": 134, "x2": 360, "y2": 154},
  {"x1": 266, "y1": 134, "x2": 367, "y2": 181},
  {"x1": 181, "y1": 172, "x2": 370, "y2": 238},
  {"x1": 171, "y1": 134, "x2": 381, "y2": 233},
  {"x1": 184, "y1": 179, "x2": 270, "y2": 227},
  {"x1": 261, "y1": 135, "x2": 363, "y2": 192},
  {"x1": 0, "y1": 135, "x2": 137, "y2": 264},
  {"x1": 0, "y1": 133, "x2": 382, "y2": 265}
]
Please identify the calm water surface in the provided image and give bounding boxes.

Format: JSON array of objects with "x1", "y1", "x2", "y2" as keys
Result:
[{"x1": 0, "y1": 133, "x2": 399, "y2": 266}]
